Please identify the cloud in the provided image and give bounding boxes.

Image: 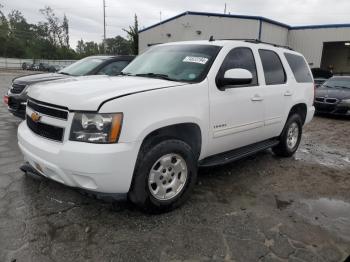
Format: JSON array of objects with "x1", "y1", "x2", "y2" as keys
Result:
[{"x1": 1, "y1": 0, "x2": 350, "y2": 48}]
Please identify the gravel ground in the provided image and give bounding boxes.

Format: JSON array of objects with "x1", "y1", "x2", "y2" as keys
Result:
[{"x1": 0, "y1": 71, "x2": 349, "y2": 262}]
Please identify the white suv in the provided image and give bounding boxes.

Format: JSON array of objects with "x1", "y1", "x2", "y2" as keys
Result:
[{"x1": 18, "y1": 40, "x2": 315, "y2": 212}]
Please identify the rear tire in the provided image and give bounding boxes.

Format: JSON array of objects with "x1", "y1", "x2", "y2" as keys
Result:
[
  {"x1": 128, "y1": 139, "x2": 197, "y2": 213},
  {"x1": 272, "y1": 114, "x2": 302, "y2": 157}
]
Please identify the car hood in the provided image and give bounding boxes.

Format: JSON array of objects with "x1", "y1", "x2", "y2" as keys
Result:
[
  {"x1": 13, "y1": 73, "x2": 71, "y2": 85},
  {"x1": 316, "y1": 87, "x2": 350, "y2": 100},
  {"x1": 28, "y1": 75, "x2": 187, "y2": 111}
]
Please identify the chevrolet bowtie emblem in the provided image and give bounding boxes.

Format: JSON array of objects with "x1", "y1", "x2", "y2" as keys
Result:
[{"x1": 31, "y1": 112, "x2": 41, "y2": 122}]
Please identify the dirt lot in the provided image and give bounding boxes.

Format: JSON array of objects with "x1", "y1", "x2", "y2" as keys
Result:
[{"x1": 0, "y1": 71, "x2": 349, "y2": 262}]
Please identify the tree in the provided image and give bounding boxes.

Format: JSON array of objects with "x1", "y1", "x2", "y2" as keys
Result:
[
  {"x1": 76, "y1": 39, "x2": 85, "y2": 55},
  {"x1": 84, "y1": 41, "x2": 100, "y2": 56},
  {"x1": 0, "y1": 4, "x2": 137, "y2": 59},
  {"x1": 0, "y1": 4, "x2": 9, "y2": 56},
  {"x1": 123, "y1": 14, "x2": 138, "y2": 55},
  {"x1": 62, "y1": 14, "x2": 69, "y2": 47},
  {"x1": 6, "y1": 10, "x2": 32, "y2": 57},
  {"x1": 104, "y1": 36, "x2": 131, "y2": 55},
  {"x1": 75, "y1": 39, "x2": 103, "y2": 58},
  {"x1": 39, "y1": 6, "x2": 64, "y2": 47}
]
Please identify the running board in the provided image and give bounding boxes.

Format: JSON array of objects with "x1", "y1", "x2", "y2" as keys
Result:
[{"x1": 199, "y1": 139, "x2": 279, "y2": 167}]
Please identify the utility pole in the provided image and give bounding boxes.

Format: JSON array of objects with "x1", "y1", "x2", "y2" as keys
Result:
[
  {"x1": 103, "y1": 0, "x2": 106, "y2": 41},
  {"x1": 224, "y1": 3, "x2": 227, "y2": 14}
]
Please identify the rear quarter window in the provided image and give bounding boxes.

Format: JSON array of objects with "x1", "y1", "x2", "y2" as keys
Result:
[
  {"x1": 259, "y1": 49, "x2": 286, "y2": 85},
  {"x1": 284, "y1": 53, "x2": 313, "y2": 83}
]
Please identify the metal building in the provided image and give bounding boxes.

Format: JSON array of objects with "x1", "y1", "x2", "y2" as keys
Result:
[{"x1": 139, "y1": 11, "x2": 350, "y2": 74}]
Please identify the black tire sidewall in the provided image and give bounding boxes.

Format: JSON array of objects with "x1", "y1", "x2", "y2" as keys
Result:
[
  {"x1": 129, "y1": 139, "x2": 197, "y2": 212},
  {"x1": 281, "y1": 114, "x2": 303, "y2": 154}
]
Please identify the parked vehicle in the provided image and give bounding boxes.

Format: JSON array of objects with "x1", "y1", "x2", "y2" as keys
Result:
[
  {"x1": 27, "y1": 63, "x2": 40, "y2": 71},
  {"x1": 39, "y1": 63, "x2": 50, "y2": 72},
  {"x1": 18, "y1": 40, "x2": 315, "y2": 212},
  {"x1": 314, "y1": 76, "x2": 350, "y2": 115},
  {"x1": 48, "y1": 64, "x2": 65, "y2": 72},
  {"x1": 314, "y1": 77, "x2": 327, "y2": 88},
  {"x1": 311, "y1": 68, "x2": 333, "y2": 88},
  {"x1": 4, "y1": 55, "x2": 134, "y2": 118},
  {"x1": 311, "y1": 68, "x2": 333, "y2": 79}
]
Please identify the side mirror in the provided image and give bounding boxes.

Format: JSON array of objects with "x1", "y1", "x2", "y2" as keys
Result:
[{"x1": 217, "y1": 68, "x2": 253, "y2": 89}]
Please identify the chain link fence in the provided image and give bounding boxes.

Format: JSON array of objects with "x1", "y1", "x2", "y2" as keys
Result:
[{"x1": 0, "y1": 57, "x2": 76, "y2": 70}]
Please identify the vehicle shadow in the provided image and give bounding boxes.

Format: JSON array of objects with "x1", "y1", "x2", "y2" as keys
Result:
[
  {"x1": 21, "y1": 149, "x2": 274, "y2": 215},
  {"x1": 315, "y1": 112, "x2": 350, "y2": 120}
]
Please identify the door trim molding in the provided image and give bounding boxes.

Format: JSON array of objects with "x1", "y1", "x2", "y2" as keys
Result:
[
  {"x1": 213, "y1": 120, "x2": 264, "y2": 138},
  {"x1": 265, "y1": 116, "x2": 283, "y2": 126}
]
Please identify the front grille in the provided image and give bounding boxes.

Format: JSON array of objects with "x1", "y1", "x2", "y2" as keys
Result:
[
  {"x1": 315, "y1": 97, "x2": 325, "y2": 102},
  {"x1": 325, "y1": 98, "x2": 338, "y2": 104},
  {"x1": 8, "y1": 98, "x2": 25, "y2": 111},
  {"x1": 27, "y1": 116, "x2": 64, "y2": 142},
  {"x1": 27, "y1": 100, "x2": 68, "y2": 120},
  {"x1": 315, "y1": 97, "x2": 339, "y2": 104},
  {"x1": 10, "y1": 83, "x2": 26, "y2": 94}
]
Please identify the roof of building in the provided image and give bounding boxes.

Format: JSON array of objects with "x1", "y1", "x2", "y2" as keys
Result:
[{"x1": 139, "y1": 11, "x2": 350, "y2": 33}]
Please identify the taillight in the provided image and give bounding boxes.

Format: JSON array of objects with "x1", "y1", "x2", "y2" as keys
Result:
[{"x1": 3, "y1": 95, "x2": 9, "y2": 105}]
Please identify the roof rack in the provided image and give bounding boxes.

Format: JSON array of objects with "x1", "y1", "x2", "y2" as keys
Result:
[{"x1": 208, "y1": 36, "x2": 294, "y2": 50}]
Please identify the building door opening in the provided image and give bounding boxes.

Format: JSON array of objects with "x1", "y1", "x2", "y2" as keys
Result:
[{"x1": 321, "y1": 41, "x2": 350, "y2": 75}]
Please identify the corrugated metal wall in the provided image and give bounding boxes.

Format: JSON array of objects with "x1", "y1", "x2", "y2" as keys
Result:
[
  {"x1": 260, "y1": 21, "x2": 289, "y2": 46},
  {"x1": 139, "y1": 14, "x2": 260, "y2": 52},
  {"x1": 288, "y1": 28, "x2": 350, "y2": 67},
  {"x1": 139, "y1": 13, "x2": 350, "y2": 69}
]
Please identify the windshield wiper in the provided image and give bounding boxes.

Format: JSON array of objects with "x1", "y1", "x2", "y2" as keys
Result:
[
  {"x1": 120, "y1": 72, "x2": 133, "y2": 76},
  {"x1": 135, "y1": 73, "x2": 177, "y2": 82},
  {"x1": 334, "y1": 85, "x2": 349, "y2": 89},
  {"x1": 59, "y1": 72, "x2": 71, "y2": 76}
]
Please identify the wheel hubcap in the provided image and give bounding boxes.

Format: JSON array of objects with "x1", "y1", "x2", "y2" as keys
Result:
[
  {"x1": 287, "y1": 122, "x2": 299, "y2": 150},
  {"x1": 148, "y1": 153, "x2": 188, "y2": 201}
]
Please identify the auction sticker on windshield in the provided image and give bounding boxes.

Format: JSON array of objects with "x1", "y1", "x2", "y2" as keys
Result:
[{"x1": 183, "y1": 56, "x2": 209, "y2": 64}]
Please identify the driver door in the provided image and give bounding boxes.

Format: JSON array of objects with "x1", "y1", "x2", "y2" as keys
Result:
[{"x1": 207, "y1": 47, "x2": 265, "y2": 156}]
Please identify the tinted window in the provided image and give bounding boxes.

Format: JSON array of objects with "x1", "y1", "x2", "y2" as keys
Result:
[
  {"x1": 217, "y1": 47, "x2": 258, "y2": 87},
  {"x1": 259, "y1": 50, "x2": 286, "y2": 85},
  {"x1": 284, "y1": 53, "x2": 312, "y2": 83},
  {"x1": 322, "y1": 77, "x2": 350, "y2": 89},
  {"x1": 98, "y1": 60, "x2": 130, "y2": 76},
  {"x1": 59, "y1": 57, "x2": 105, "y2": 76}
]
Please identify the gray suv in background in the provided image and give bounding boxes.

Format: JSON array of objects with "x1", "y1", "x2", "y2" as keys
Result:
[{"x1": 4, "y1": 55, "x2": 134, "y2": 118}]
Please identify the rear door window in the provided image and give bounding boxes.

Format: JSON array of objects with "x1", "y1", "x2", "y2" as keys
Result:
[
  {"x1": 284, "y1": 53, "x2": 313, "y2": 83},
  {"x1": 259, "y1": 50, "x2": 286, "y2": 85}
]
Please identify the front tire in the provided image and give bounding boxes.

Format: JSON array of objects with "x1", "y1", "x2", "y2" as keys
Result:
[
  {"x1": 128, "y1": 139, "x2": 197, "y2": 213},
  {"x1": 272, "y1": 114, "x2": 302, "y2": 157}
]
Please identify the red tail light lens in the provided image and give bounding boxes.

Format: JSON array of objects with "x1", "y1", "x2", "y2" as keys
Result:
[{"x1": 3, "y1": 95, "x2": 9, "y2": 105}]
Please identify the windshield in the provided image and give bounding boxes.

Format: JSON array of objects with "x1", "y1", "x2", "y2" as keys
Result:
[
  {"x1": 59, "y1": 57, "x2": 105, "y2": 76},
  {"x1": 322, "y1": 77, "x2": 350, "y2": 89},
  {"x1": 122, "y1": 44, "x2": 221, "y2": 82}
]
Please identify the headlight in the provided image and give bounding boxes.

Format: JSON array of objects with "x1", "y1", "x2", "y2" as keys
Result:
[
  {"x1": 339, "y1": 99, "x2": 350, "y2": 106},
  {"x1": 69, "y1": 113, "x2": 123, "y2": 143}
]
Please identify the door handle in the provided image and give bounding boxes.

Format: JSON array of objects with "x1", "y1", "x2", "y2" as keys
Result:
[
  {"x1": 251, "y1": 94, "x2": 263, "y2": 101},
  {"x1": 284, "y1": 90, "x2": 293, "y2": 96}
]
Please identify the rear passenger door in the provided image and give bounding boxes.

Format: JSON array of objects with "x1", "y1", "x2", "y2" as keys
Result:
[{"x1": 258, "y1": 49, "x2": 291, "y2": 138}]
